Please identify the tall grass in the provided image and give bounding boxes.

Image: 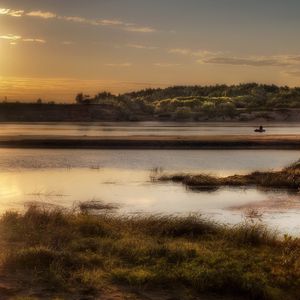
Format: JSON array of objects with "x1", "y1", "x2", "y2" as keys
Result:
[{"x1": 0, "y1": 205, "x2": 299, "y2": 299}]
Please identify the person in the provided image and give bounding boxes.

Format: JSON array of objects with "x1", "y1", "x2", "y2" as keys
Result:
[{"x1": 254, "y1": 125, "x2": 265, "y2": 132}]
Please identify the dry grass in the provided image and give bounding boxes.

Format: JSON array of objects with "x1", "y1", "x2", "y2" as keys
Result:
[
  {"x1": 0, "y1": 205, "x2": 299, "y2": 299},
  {"x1": 77, "y1": 200, "x2": 119, "y2": 214},
  {"x1": 158, "y1": 159, "x2": 300, "y2": 190}
]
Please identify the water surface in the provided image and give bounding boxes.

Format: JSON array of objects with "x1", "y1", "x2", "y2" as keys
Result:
[
  {"x1": 1, "y1": 122, "x2": 300, "y2": 136},
  {"x1": 0, "y1": 148, "x2": 300, "y2": 235}
]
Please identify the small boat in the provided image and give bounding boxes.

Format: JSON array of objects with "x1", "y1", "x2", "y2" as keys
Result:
[{"x1": 254, "y1": 126, "x2": 266, "y2": 133}]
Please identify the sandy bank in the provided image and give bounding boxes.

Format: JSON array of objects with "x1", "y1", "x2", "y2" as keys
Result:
[{"x1": 0, "y1": 134, "x2": 300, "y2": 149}]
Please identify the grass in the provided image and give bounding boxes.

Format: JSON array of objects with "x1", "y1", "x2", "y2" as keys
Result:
[
  {"x1": 77, "y1": 200, "x2": 119, "y2": 213},
  {"x1": 0, "y1": 205, "x2": 299, "y2": 299},
  {"x1": 157, "y1": 159, "x2": 300, "y2": 191}
]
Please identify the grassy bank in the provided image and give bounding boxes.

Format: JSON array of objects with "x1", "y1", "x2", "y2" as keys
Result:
[
  {"x1": 158, "y1": 160, "x2": 300, "y2": 190},
  {"x1": 0, "y1": 205, "x2": 300, "y2": 299}
]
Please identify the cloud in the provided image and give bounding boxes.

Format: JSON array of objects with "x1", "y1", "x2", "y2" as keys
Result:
[
  {"x1": 0, "y1": 8, "x2": 9, "y2": 14},
  {"x1": 192, "y1": 50, "x2": 222, "y2": 58},
  {"x1": 1, "y1": 7, "x2": 156, "y2": 33},
  {"x1": 22, "y1": 38, "x2": 46, "y2": 43},
  {"x1": 105, "y1": 63, "x2": 132, "y2": 67},
  {"x1": 167, "y1": 47, "x2": 300, "y2": 69},
  {"x1": 60, "y1": 16, "x2": 134, "y2": 28},
  {"x1": 197, "y1": 54, "x2": 300, "y2": 67},
  {"x1": 168, "y1": 48, "x2": 221, "y2": 57},
  {"x1": 0, "y1": 34, "x2": 21, "y2": 40},
  {"x1": 127, "y1": 44, "x2": 157, "y2": 50},
  {"x1": 8, "y1": 10, "x2": 24, "y2": 17},
  {"x1": 154, "y1": 63, "x2": 181, "y2": 67},
  {"x1": 27, "y1": 11, "x2": 56, "y2": 19},
  {"x1": 0, "y1": 34, "x2": 46, "y2": 44},
  {"x1": 62, "y1": 16, "x2": 90, "y2": 24},
  {"x1": 169, "y1": 48, "x2": 191, "y2": 55},
  {"x1": 199, "y1": 56, "x2": 292, "y2": 67},
  {"x1": 125, "y1": 26, "x2": 155, "y2": 33},
  {"x1": 99, "y1": 19, "x2": 125, "y2": 26},
  {"x1": 0, "y1": 8, "x2": 24, "y2": 17},
  {"x1": 169, "y1": 48, "x2": 225, "y2": 64}
]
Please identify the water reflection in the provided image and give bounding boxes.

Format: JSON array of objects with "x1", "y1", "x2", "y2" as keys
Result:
[
  {"x1": 0, "y1": 148, "x2": 299, "y2": 234},
  {"x1": 2, "y1": 122, "x2": 300, "y2": 136},
  {"x1": 0, "y1": 168, "x2": 298, "y2": 234},
  {"x1": 0, "y1": 149, "x2": 299, "y2": 174}
]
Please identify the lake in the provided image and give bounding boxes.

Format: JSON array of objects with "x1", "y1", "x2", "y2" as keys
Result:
[
  {"x1": 2, "y1": 122, "x2": 300, "y2": 136},
  {"x1": 0, "y1": 148, "x2": 300, "y2": 235}
]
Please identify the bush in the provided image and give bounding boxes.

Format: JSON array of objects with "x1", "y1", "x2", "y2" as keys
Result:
[{"x1": 174, "y1": 107, "x2": 193, "y2": 119}]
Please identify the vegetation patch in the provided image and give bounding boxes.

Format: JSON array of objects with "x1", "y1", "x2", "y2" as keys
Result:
[
  {"x1": 3, "y1": 83, "x2": 300, "y2": 122},
  {"x1": 73, "y1": 83, "x2": 300, "y2": 121},
  {"x1": 0, "y1": 205, "x2": 299, "y2": 299},
  {"x1": 77, "y1": 200, "x2": 119, "y2": 214},
  {"x1": 157, "y1": 159, "x2": 300, "y2": 191}
]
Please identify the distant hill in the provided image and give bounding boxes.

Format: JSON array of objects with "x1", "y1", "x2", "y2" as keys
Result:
[
  {"x1": 73, "y1": 83, "x2": 300, "y2": 122},
  {"x1": 2, "y1": 83, "x2": 300, "y2": 122}
]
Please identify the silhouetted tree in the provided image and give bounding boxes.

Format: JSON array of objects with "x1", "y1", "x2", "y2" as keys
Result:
[{"x1": 75, "y1": 93, "x2": 84, "y2": 104}]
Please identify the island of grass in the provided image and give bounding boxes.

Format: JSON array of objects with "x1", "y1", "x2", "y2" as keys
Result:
[
  {"x1": 157, "y1": 160, "x2": 300, "y2": 191},
  {"x1": 0, "y1": 204, "x2": 300, "y2": 300}
]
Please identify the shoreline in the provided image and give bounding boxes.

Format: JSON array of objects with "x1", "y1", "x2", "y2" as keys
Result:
[{"x1": 1, "y1": 134, "x2": 300, "y2": 149}]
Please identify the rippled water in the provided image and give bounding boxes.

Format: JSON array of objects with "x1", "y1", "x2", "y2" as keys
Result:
[
  {"x1": 0, "y1": 148, "x2": 300, "y2": 234},
  {"x1": 1, "y1": 122, "x2": 300, "y2": 136}
]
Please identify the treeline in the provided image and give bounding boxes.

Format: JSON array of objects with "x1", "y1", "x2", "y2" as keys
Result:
[{"x1": 74, "y1": 83, "x2": 300, "y2": 121}]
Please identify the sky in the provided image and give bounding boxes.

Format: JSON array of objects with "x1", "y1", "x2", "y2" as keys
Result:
[{"x1": 1, "y1": 0, "x2": 300, "y2": 102}]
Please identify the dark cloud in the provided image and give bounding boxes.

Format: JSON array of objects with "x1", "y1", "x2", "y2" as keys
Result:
[{"x1": 201, "y1": 56, "x2": 292, "y2": 67}]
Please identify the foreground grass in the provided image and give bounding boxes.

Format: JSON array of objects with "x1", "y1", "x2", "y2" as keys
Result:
[
  {"x1": 0, "y1": 206, "x2": 300, "y2": 300},
  {"x1": 158, "y1": 160, "x2": 300, "y2": 190}
]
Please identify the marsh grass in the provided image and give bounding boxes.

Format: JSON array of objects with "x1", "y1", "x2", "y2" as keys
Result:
[
  {"x1": 0, "y1": 205, "x2": 299, "y2": 299},
  {"x1": 77, "y1": 200, "x2": 119, "y2": 214},
  {"x1": 158, "y1": 159, "x2": 300, "y2": 191}
]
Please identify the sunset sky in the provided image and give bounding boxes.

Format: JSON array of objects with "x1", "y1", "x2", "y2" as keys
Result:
[{"x1": 1, "y1": 0, "x2": 300, "y2": 102}]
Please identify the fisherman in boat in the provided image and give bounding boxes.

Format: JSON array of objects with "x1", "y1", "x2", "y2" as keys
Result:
[{"x1": 254, "y1": 125, "x2": 266, "y2": 133}]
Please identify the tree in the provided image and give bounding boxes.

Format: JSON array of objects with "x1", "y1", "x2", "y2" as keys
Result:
[
  {"x1": 75, "y1": 93, "x2": 91, "y2": 104},
  {"x1": 75, "y1": 93, "x2": 84, "y2": 104},
  {"x1": 174, "y1": 107, "x2": 192, "y2": 119},
  {"x1": 201, "y1": 101, "x2": 216, "y2": 117},
  {"x1": 217, "y1": 102, "x2": 237, "y2": 118}
]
